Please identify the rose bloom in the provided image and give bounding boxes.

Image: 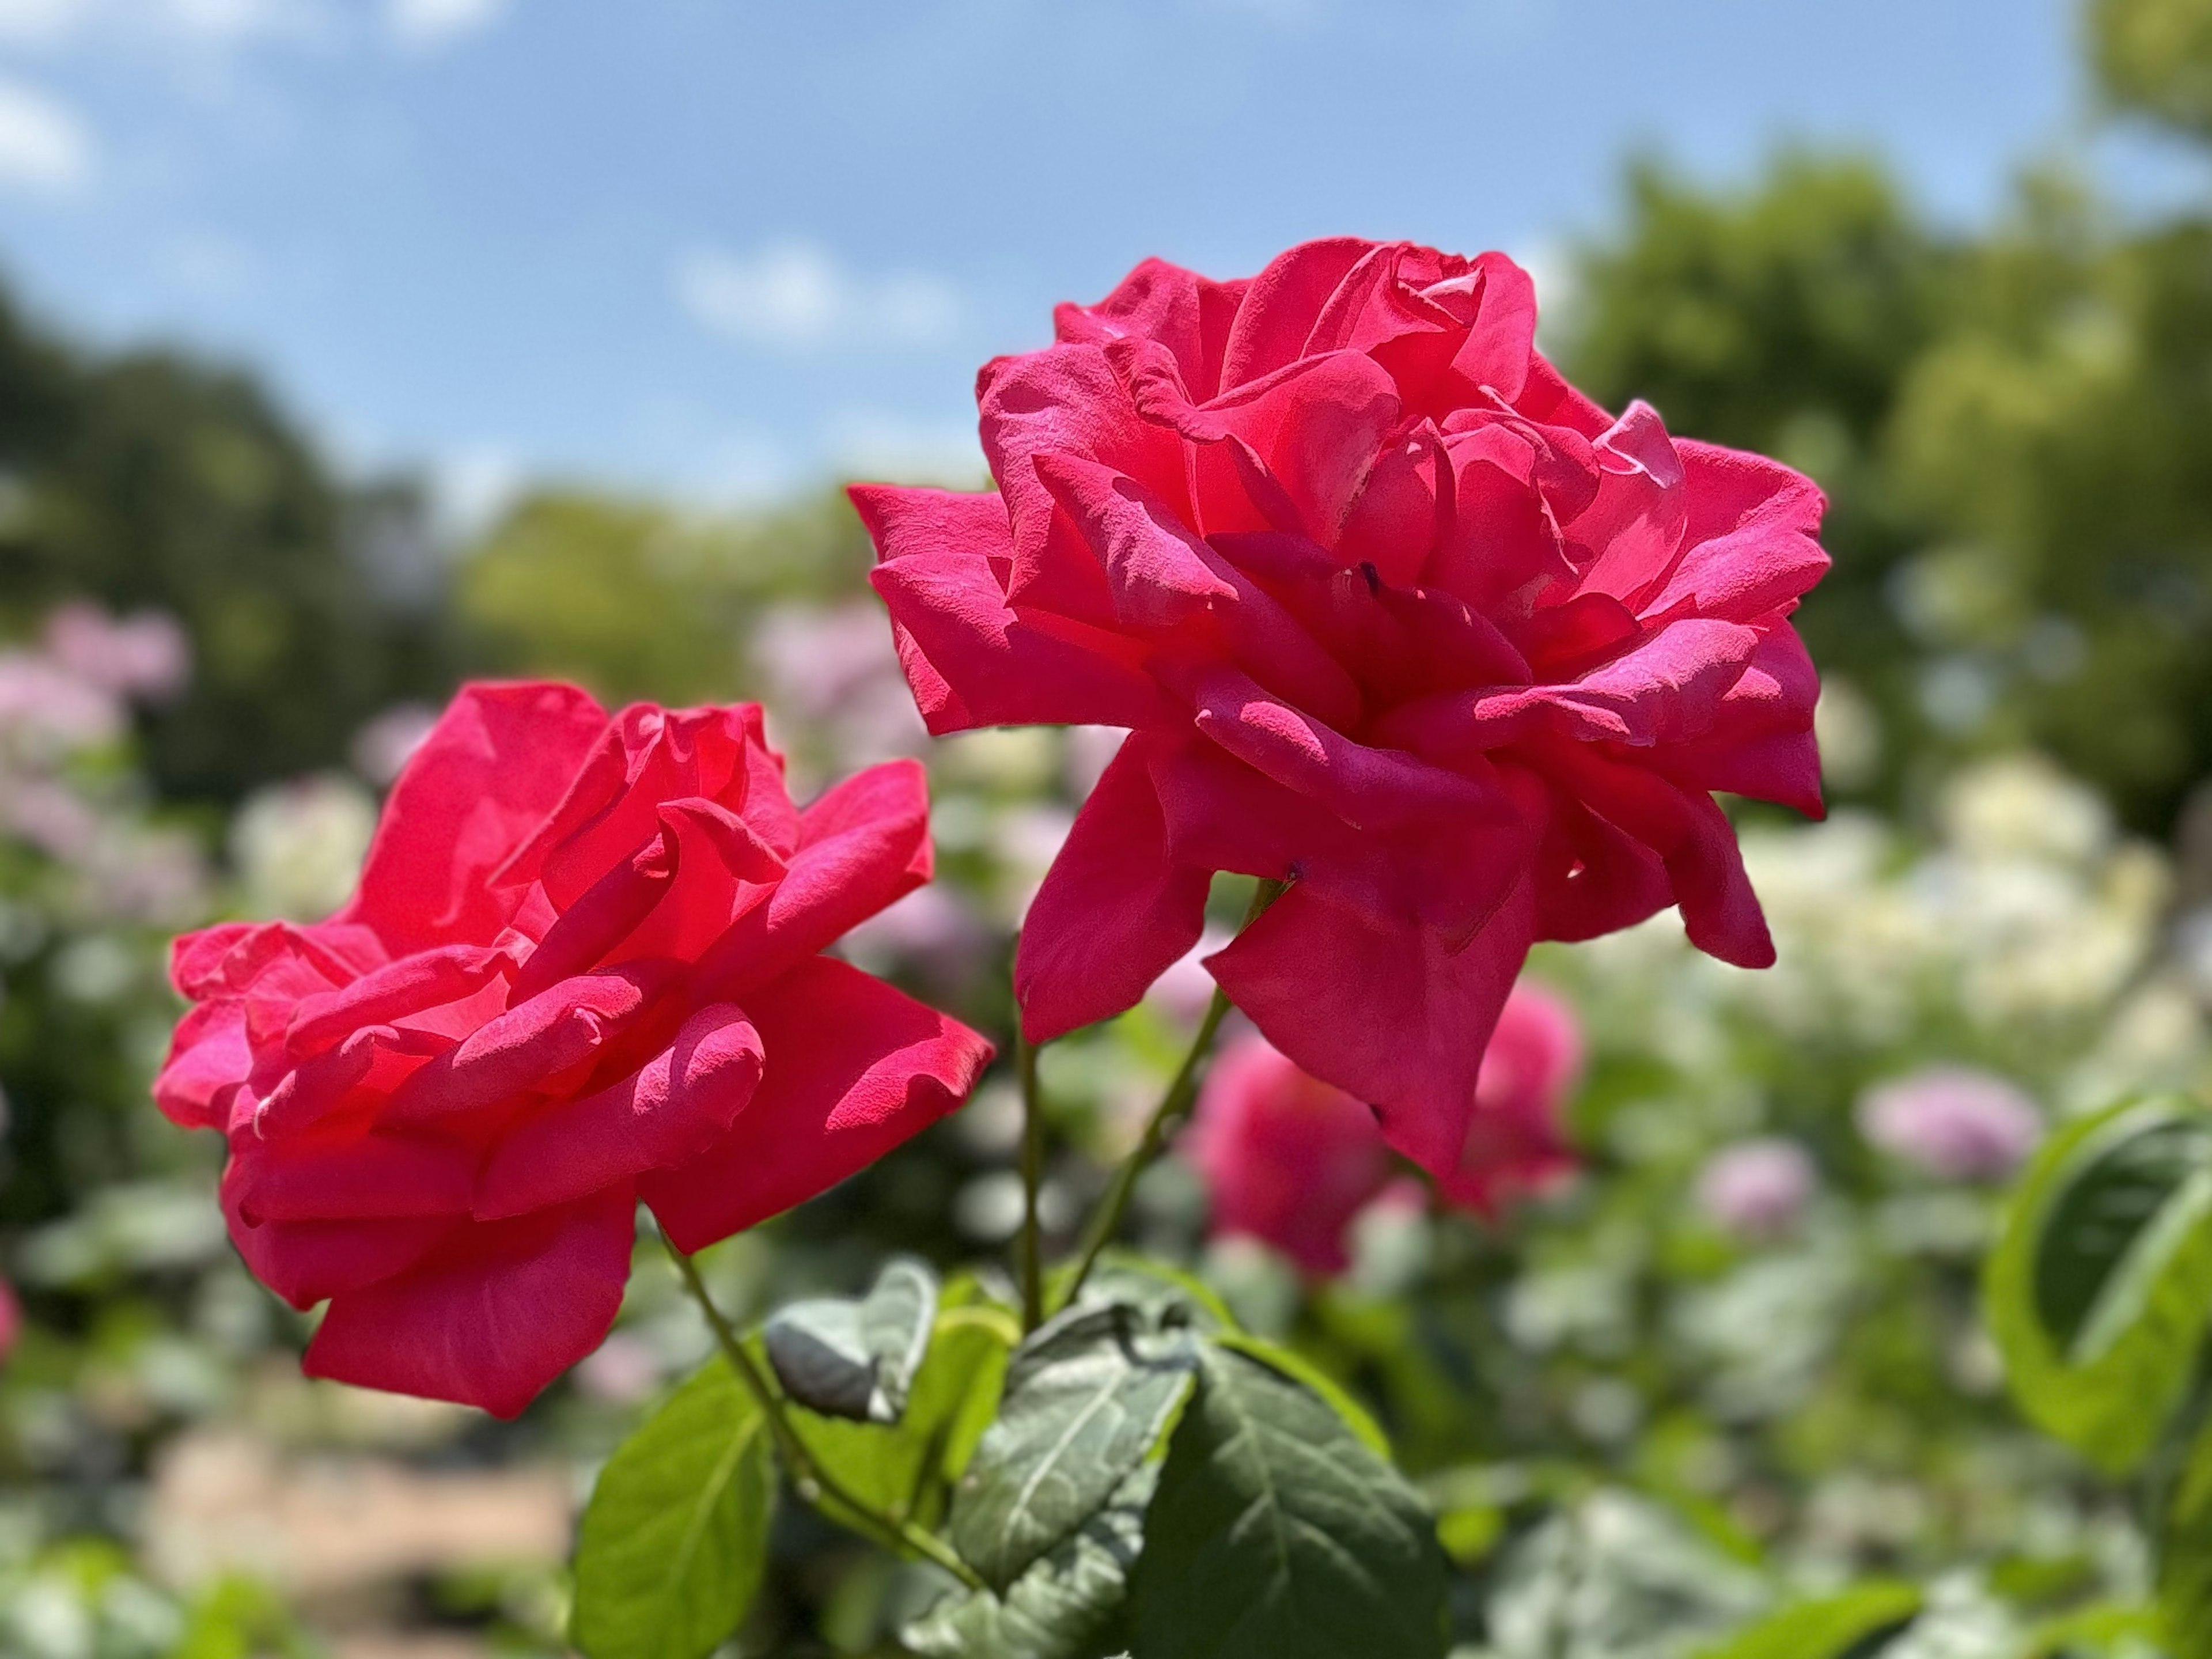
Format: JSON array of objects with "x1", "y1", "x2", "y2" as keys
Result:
[
  {"x1": 1857, "y1": 1067, "x2": 2041, "y2": 1183},
  {"x1": 1187, "y1": 983, "x2": 1584, "y2": 1273},
  {"x1": 1437, "y1": 980, "x2": 1582, "y2": 1212},
  {"x1": 156, "y1": 684, "x2": 991, "y2": 1416},
  {"x1": 855, "y1": 237, "x2": 1825, "y2": 1176},
  {"x1": 1184, "y1": 1033, "x2": 1396, "y2": 1276}
]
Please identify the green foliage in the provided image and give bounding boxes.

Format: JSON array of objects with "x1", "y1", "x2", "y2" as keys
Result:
[
  {"x1": 454, "y1": 483, "x2": 875, "y2": 706},
  {"x1": 1128, "y1": 1344, "x2": 1449, "y2": 1659},
  {"x1": 905, "y1": 1467, "x2": 1157, "y2": 1659},
  {"x1": 0, "y1": 291, "x2": 448, "y2": 802},
  {"x1": 764, "y1": 1256, "x2": 939, "y2": 1423},
  {"x1": 782, "y1": 1300, "x2": 1018, "y2": 1532},
  {"x1": 571, "y1": 1360, "x2": 775, "y2": 1659},
  {"x1": 949, "y1": 1302, "x2": 1201, "y2": 1593},
  {"x1": 2091, "y1": 0, "x2": 2212, "y2": 137},
  {"x1": 1694, "y1": 1584, "x2": 1923, "y2": 1659},
  {"x1": 1984, "y1": 1096, "x2": 2212, "y2": 1472},
  {"x1": 2160, "y1": 1416, "x2": 2212, "y2": 1656}
]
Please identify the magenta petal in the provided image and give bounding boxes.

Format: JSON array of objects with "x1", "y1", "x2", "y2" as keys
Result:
[
  {"x1": 1014, "y1": 732, "x2": 1211, "y2": 1043},
  {"x1": 1207, "y1": 880, "x2": 1539, "y2": 1177},
  {"x1": 643, "y1": 957, "x2": 993, "y2": 1252},
  {"x1": 858, "y1": 487, "x2": 1172, "y2": 734},
  {"x1": 1646, "y1": 441, "x2": 1830, "y2": 623},
  {"x1": 476, "y1": 1003, "x2": 764, "y2": 1221},
  {"x1": 1187, "y1": 665, "x2": 1505, "y2": 833},
  {"x1": 154, "y1": 1001, "x2": 251, "y2": 1130},
  {"x1": 304, "y1": 1184, "x2": 637, "y2": 1419},
  {"x1": 343, "y1": 683, "x2": 611, "y2": 956}
]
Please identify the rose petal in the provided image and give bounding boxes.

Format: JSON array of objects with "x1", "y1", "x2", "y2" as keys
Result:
[
  {"x1": 304, "y1": 1184, "x2": 637, "y2": 1419},
  {"x1": 643, "y1": 957, "x2": 993, "y2": 1251},
  {"x1": 1014, "y1": 732, "x2": 1212, "y2": 1042},
  {"x1": 476, "y1": 1003, "x2": 764, "y2": 1220}
]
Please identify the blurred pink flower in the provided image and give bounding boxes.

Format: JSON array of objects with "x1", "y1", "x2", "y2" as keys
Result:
[
  {"x1": 2, "y1": 775, "x2": 99, "y2": 857},
  {"x1": 1146, "y1": 927, "x2": 1235, "y2": 1024},
  {"x1": 1697, "y1": 1138, "x2": 1817, "y2": 1240},
  {"x1": 1437, "y1": 982, "x2": 1582, "y2": 1212},
  {"x1": 1186, "y1": 981, "x2": 1583, "y2": 1273},
  {"x1": 753, "y1": 601, "x2": 927, "y2": 766},
  {"x1": 350, "y1": 702, "x2": 440, "y2": 786},
  {"x1": 839, "y1": 882, "x2": 991, "y2": 987},
  {"x1": 1063, "y1": 725, "x2": 1124, "y2": 797},
  {"x1": 43, "y1": 604, "x2": 190, "y2": 701},
  {"x1": 0, "y1": 1278, "x2": 16, "y2": 1368},
  {"x1": 1184, "y1": 1032, "x2": 1395, "y2": 1276},
  {"x1": 1857, "y1": 1067, "x2": 2041, "y2": 1183},
  {"x1": 0, "y1": 652, "x2": 122, "y2": 753}
]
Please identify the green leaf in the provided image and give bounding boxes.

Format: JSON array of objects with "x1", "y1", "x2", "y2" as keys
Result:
[
  {"x1": 1984, "y1": 1095, "x2": 2212, "y2": 1471},
  {"x1": 1212, "y1": 1331, "x2": 1390, "y2": 1459},
  {"x1": 763, "y1": 1256, "x2": 938, "y2": 1423},
  {"x1": 950, "y1": 1301, "x2": 1200, "y2": 1593},
  {"x1": 787, "y1": 1304, "x2": 1017, "y2": 1533},
  {"x1": 2160, "y1": 1415, "x2": 2212, "y2": 1656},
  {"x1": 1128, "y1": 1344, "x2": 1449, "y2": 1659},
  {"x1": 904, "y1": 1465, "x2": 1156, "y2": 1659},
  {"x1": 1051, "y1": 1251, "x2": 1237, "y2": 1334},
  {"x1": 1695, "y1": 1584, "x2": 1923, "y2": 1659},
  {"x1": 571, "y1": 1360, "x2": 775, "y2": 1659}
]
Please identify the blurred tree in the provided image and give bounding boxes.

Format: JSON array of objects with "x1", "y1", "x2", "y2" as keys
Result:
[
  {"x1": 0, "y1": 286, "x2": 452, "y2": 803},
  {"x1": 454, "y1": 482, "x2": 878, "y2": 707},
  {"x1": 2090, "y1": 0, "x2": 2212, "y2": 137},
  {"x1": 1559, "y1": 156, "x2": 1955, "y2": 810}
]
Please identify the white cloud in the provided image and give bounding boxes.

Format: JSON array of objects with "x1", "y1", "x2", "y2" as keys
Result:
[
  {"x1": 0, "y1": 77, "x2": 92, "y2": 194},
  {"x1": 385, "y1": 0, "x2": 508, "y2": 51},
  {"x1": 675, "y1": 239, "x2": 961, "y2": 353},
  {"x1": 0, "y1": 0, "x2": 89, "y2": 47}
]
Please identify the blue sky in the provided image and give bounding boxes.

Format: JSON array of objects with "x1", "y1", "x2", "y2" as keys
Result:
[{"x1": 0, "y1": 0, "x2": 2127, "y2": 518}]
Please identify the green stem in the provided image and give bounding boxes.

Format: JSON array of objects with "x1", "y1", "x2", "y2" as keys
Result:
[
  {"x1": 663, "y1": 1237, "x2": 986, "y2": 1591},
  {"x1": 1015, "y1": 1030, "x2": 1047, "y2": 1334},
  {"x1": 1058, "y1": 878, "x2": 1285, "y2": 1308}
]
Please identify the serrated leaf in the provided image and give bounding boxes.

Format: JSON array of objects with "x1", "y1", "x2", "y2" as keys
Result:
[
  {"x1": 950, "y1": 1301, "x2": 1199, "y2": 1593},
  {"x1": 571, "y1": 1361, "x2": 775, "y2": 1659},
  {"x1": 1984, "y1": 1096, "x2": 2212, "y2": 1471},
  {"x1": 1695, "y1": 1584, "x2": 1923, "y2": 1659},
  {"x1": 764, "y1": 1256, "x2": 939, "y2": 1423},
  {"x1": 904, "y1": 1465, "x2": 1156, "y2": 1659},
  {"x1": 1128, "y1": 1344, "x2": 1448, "y2": 1659}
]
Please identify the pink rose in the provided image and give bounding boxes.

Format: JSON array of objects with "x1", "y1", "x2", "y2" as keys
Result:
[
  {"x1": 1187, "y1": 983, "x2": 1584, "y2": 1272},
  {"x1": 1438, "y1": 981, "x2": 1582, "y2": 1211},
  {"x1": 855, "y1": 237, "x2": 1825, "y2": 1179},
  {"x1": 1184, "y1": 1032, "x2": 1396, "y2": 1275}
]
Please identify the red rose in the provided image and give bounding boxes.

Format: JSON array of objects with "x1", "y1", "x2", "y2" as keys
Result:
[
  {"x1": 854, "y1": 237, "x2": 1824, "y2": 1177},
  {"x1": 155, "y1": 684, "x2": 992, "y2": 1416}
]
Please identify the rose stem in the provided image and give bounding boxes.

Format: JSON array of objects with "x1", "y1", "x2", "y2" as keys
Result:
[
  {"x1": 1014, "y1": 1029, "x2": 1047, "y2": 1334},
  {"x1": 662, "y1": 1234, "x2": 986, "y2": 1592},
  {"x1": 1056, "y1": 877, "x2": 1285, "y2": 1309}
]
